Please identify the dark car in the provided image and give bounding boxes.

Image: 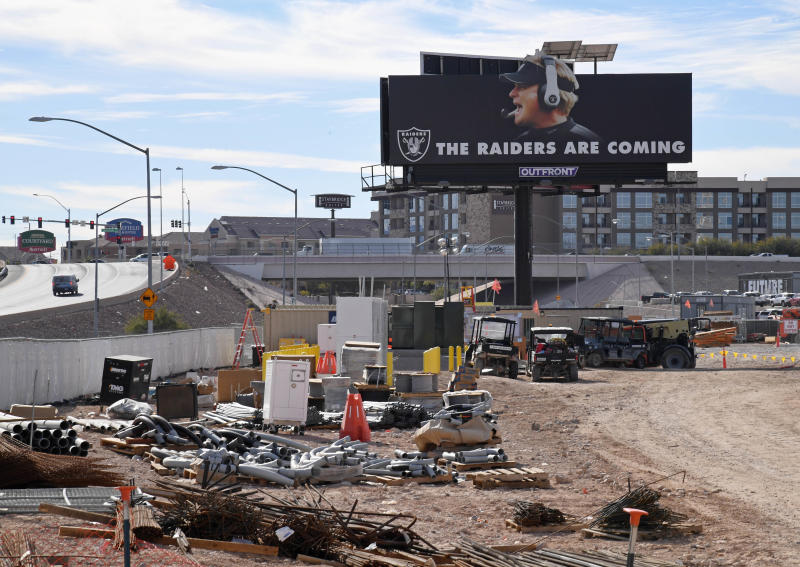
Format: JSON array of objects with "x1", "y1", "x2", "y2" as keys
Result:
[{"x1": 52, "y1": 274, "x2": 79, "y2": 296}]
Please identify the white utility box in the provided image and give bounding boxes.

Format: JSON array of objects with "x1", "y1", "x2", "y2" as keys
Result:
[
  {"x1": 263, "y1": 359, "x2": 311, "y2": 426},
  {"x1": 317, "y1": 323, "x2": 336, "y2": 354},
  {"x1": 335, "y1": 297, "x2": 388, "y2": 363}
]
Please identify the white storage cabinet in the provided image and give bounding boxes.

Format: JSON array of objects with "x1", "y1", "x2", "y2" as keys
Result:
[{"x1": 263, "y1": 359, "x2": 310, "y2": 428}]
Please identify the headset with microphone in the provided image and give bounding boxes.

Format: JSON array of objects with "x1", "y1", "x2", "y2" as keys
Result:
[{"x1": 539, "y1": 55, "x2": 562, "y2": 111}]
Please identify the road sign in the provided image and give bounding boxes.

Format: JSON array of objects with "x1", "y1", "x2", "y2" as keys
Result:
[
  {"x1": 143, "y1": 309, "x2": 155, "y2": 321},
  {"x1": 140, "y1": 288, "x2": 158, "y2": 308},
  {"x1": 783, "y1": 319, "x2": 798, "y2": 334}
]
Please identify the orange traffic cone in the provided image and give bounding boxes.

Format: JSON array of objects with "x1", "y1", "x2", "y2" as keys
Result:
[
  {"x1": 326, "y1": 351, "x2": 337, "y2": 374},
  {"x1": 316, "y1": 354, "x2": 325, "y2": 374},
  {"x1": 340, "y1": 392, "x2": 370, "y2": 442}
]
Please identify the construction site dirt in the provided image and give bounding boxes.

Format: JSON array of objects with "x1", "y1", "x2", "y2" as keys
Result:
[{"x1": 2, "y1": 354, "x2": 798, "y2": 566}]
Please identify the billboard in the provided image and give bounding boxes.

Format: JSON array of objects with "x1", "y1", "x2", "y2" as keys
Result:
[
  {"x1": 381, "y1": 70, "x2": 691, "y2": 167},
  {"x1": 105, "y1": 218, "x2": 143, "y2": 244},
  {"x1": 18, "y1": 230, "x2": 56, "y2": 253},
  {"x1": 315, "y1": 194, "x2": 352, "y2": 209}
]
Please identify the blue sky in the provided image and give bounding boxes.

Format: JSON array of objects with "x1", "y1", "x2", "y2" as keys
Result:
[{"x1": 1, "y1": 0, "x2": 800, "y2": 254}]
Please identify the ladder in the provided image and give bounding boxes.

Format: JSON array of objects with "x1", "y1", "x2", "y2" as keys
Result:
[
  {"x1": 233, "y1": 309, "x2": 263, "y2": 369},
  {"x1": 461, "y1": 286, "x2": 477, "y2": 312}
]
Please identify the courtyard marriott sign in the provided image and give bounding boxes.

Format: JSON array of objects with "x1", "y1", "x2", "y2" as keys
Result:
[{"x1": 18, "y1": 230, "x2": 56, "y2": 253}]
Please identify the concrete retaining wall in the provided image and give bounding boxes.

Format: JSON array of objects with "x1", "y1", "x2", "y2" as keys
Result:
[{"x1": 0, "y1": 327, "x2": 236, "y2": 409}]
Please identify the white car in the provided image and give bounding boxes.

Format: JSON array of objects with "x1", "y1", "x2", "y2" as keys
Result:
[
  {"x1": 129, "y1": 253, "x2": 164, "y2": 262},
  {"x1": 771, "y1": 292, "x2": 794, "y2": 307}
]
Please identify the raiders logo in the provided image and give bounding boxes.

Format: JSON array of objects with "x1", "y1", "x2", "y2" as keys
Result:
[{"x1": 397, "y1": 127, "x2": 430, "y2": 162}]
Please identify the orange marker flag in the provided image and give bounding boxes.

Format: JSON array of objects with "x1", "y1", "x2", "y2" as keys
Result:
[
  {"x1": 533, "y1": 299, "x2": 540, "y2": 315},
  {"x1": 491, "y1": 278, "x2": 502, "y2": 293},
  {"x1": 709, "y1": 298, "x2": 715, "y2": 307},
  {"x1": 684, "y1": 299, "x2": 691, "y2": 309}
]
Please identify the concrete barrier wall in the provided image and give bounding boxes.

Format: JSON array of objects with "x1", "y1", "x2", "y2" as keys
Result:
[{"x1": 0, "y1": 327, "x2": 236, "y2": 409}]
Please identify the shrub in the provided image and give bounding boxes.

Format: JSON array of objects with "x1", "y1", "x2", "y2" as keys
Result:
[{"x1": 125, "y1": 307, "x2": 189, "y2": 334}]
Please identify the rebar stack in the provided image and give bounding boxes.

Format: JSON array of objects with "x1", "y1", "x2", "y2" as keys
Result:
[
  {"x1": 150, "y1": 481, "x2": 434, "y2": 560},
  {"x1": 0, "y1": 435, "x2": 124, "y2": 489},
  {"x1": 512, "y1": 501, "x2": 566, "y2": 527},
  {"x1": 0, "y1": 531, "x2": 49, "y2": 567},
  {"x1": 589, "y1": 486, "x2": 688, "y2": 530}
]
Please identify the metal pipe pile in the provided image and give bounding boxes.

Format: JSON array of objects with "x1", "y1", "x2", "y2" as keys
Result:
[
  {"x1": 362, "y1": 449, "x2": 449, "y2": 479},
  {"x1": 0, "y1": 418, "x2": 89, "y2": 456},
  {"x1": 440, "y1": 447, "x2": 508, "y2": 465},
  {"x1": 203, "y1": 402, "x2": 260, "y2": 424}
]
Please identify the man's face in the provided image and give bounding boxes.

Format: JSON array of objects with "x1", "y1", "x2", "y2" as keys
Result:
[{"x1": 509, "y1": 83, "x2": 545, "y2": 127}]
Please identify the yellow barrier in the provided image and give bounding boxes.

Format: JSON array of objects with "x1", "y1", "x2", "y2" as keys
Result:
[
  {"x1": 387, "y1": 350, "x2": 393, "y2": 387},
  {"x1": 279, "y1": 338, "x2": 307, "y2": 348},
  {"x1": 698, "y1": 350, "x2": 797, "y2": 365},
  {"x1": 423, "y1": 347, "x2": 441, "y2": 374}
]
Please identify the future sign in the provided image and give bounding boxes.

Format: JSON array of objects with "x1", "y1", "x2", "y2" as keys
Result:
[
  {"x1": 18, "y1": 230, "x2": 56, "y2": 253},
  {"x1": 105, "y1": 218, "x2": 144, "y2": 244}
]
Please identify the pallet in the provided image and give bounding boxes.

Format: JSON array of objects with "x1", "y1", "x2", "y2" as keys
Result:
[
  {"x1": 505, "y1": 519, "x2": 587, "y2": 533},
  {"x1": 581, "y1": 523, "x2": 703, "y2": 541},
  {"x1": 466, "y1": 467, "x2": 550, "y2": 489},
  {"x1": 100, "y1": 437, "x2": 198, "y2": 456},
  {"x1": 438, "y1": 437, "x2": 503, "y2": 450},
  {"x1": 394, "y1": 390, "x2": 447, "y2": 398},
  {"x1": 359, "y1": 471, "x2": 454, "y2": 486},
  {"x1": 438, "y1": 459, "x2": 517, "y2": 471}
]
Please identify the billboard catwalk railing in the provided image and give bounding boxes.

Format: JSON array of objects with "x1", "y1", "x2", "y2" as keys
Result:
[{"x1": 0, "y1": 327, "x2": 236, "y2": 410}]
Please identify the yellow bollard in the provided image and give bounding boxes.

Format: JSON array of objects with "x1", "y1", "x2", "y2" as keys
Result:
[
  {"x1": 386, "y1": 349, "x2": 393, "y2": 387},
  {"x1": 448, "y1": 346, "x2": 454, "y2": 371},
  {"x1": 456, "y1": 345, "x2": 462, "y2": 368}
]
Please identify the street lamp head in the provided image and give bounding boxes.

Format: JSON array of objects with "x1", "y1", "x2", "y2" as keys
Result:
[
  {"x1": 152, "y1": 167, "x2": 161, "y2": 172},
  {"x1": 437, "y1": 237, "x2": 446, "y2": 248},
  {"x1": 28, "y1": 116, "x2": 54, "y2": 122},
  {"x1": 439, "y1": 248, "x2": 448, "y2": 256},
  {"x1": 210, "y1": 165, "x2": 228, "y2": 170}
]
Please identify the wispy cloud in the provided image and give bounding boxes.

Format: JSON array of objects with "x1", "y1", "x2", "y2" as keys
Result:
[
  {"x1": 105, "y1": 92, "x2": 305, "y2": 104},
  {"x1": 172, "y1": 111, "x2": 231, "y2": 119},
  {"x1": 0, "y1": 133, "x2": 58, "y2": 147},
  {"x1": 62, "y1": 109, "x2": 155, "y2": 121},
  {"x1": 329, "y1": 98, "x2": 379, "y2": 114},
  {"x1": 0, "y1": 81, "x2": 94, "y2": 101}
]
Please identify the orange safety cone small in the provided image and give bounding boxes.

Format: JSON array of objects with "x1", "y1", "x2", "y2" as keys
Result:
[
  {"x1": 340, "y1": 392, "x2": 371, "y2": 442},
  {"x1": 316, "y1": 354, "x2": 325, "y2": 374},
  {"x1": 326, "y1": 351, "x2": 337, "y2": 374}
]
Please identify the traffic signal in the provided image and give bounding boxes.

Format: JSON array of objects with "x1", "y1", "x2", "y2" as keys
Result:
[
  {"x1": 9, "y1": 216, "x2": 14, "y2": 225},
  {"x1": 1, "y1": 216, "x2": 4, "y2": 223},
  {"x1": 170, "y1": 220, "x2": 174, "y2": 228},
  {"x1": 89, "y1": 220, "x2": 95, "y2": 229},
  {"x1": 65, "y1": 219, "x2": 70, "y2": 227},
  {"x1": 37, "y1": 217, "x2": 43, "y2": 228},
  {"x1": 178, "y1": 220, "x2": 182, "y2": 228}
]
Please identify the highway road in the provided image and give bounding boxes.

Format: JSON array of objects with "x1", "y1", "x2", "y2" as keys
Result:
[{"x1": 0, "y1": 261, "x2": 171, "y2": 317}]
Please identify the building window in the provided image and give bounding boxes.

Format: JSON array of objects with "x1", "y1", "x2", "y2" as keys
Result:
[
  {"x1": 773, "y1": 192, "x2": 787, "y2": 208},
  {"x1": 383, "y1": 219, "x2": 390, "y2": 235},
  {"x1": 563, "y1": 194, "x2": 577, "y2": 208},
  {"x1": 562, "y1": 212, "x2": 577, "y2": 229},
  {"x1": 451, "y1": 193, "x2": 459, "y2": 208},
  {"x1": 773, "y1": 212, "x2": 787, "y2": 229},
  {"x1": 792, "y1": 213, "x2": 800, "y2": 228},
  {"x1": 615, "y1": 212, "x2": 631, "y2": 229},
  {"x1": 443, "y1": 214, "x2": 449, "y2": 230},
  {"x1": 616, "y1": 232, "x2": 631, "y2": 247},
  {"x1": 635, "y1": 192, "x2": 652, "y2": 208},
  {"x1": 718, "y1": 233, "x2": 732, "y2": 242},
  {"x1": 442, "y1": 194, "x2": 449, "y2": 209},
  {"x1": 562, "y1": 232, "x2": 576, "y2": 249},
  {"x1": 657, "y1": 213, "x2": 669, "y2": 225},
  {"x1": 677, "y1": 213, "x2": 691, "y2": 225},
  {"x1": 655, "y1": 193, "x2": 668, "y2": 205},
  {"x1": 676, "y1": 192, "x2": 689, "y2": 205},
  {"x1": 791, "y1": 193, "x2": 800, "y2": 208},
  {"x1": 381, "y1": 199, "x2": 390, "y2": 214},
  {"x1": 597, "y1": 213, "x2": 609, "y2": 228},
  {"x1": 451, "y1": 213, "x2": 458, "y2": 230},
  {"x1": 697, "y1": 192, "x2": 713, "y2": 208},
  {"x1": 417, "y1": 197, "x2": 425, "y2": 212},
  {"x1": 409, "y1": 216, "x2": 417, "y2": 232},
  {"x1": 696, "y1": 212, "x2": 712, "y2": 229},
  {"x1": 616, "y1": 192, "x2": 631, "y2": 208},
  {"x1": 718, "y1": 192, "x2": 732, "y2": 208},
  {"x1": 635, "y1": 233, "x2": 650, "y2": 249},
  {"x1": 582, "y1": 213, "x2": 593, "y2": 228},
  {"x1": 718, "y1": 212, "x2": 732, "y2": 229},
  {"x1": 409, "y1": 198, "x2": 416, "y2": 212},
  {"x1": 597, "y1": 195, "x2": 610, "y2": 207},
  {"x1": 634, "y1": 212, "x2": 652, "y2": 229}
]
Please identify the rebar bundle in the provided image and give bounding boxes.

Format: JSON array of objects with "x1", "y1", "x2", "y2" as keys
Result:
[
  {"x1": 149, "y1": 481, "x2": 435, "y2": 560},
  {"x1": 0, "y1": 531, "x2": 48, "y2": 567},
  {"x1": 512, "y1": 501, "x2": 565, "y2": 527},
  {"x1": 373, "y1": 402, "x2": 429, "y2": 429},
  {"x1": 589, "y1": 486, "x2": 688, "y2": 530},
  {"x1": 0, "y1": 434, "x2": 125, "y2": 489}
]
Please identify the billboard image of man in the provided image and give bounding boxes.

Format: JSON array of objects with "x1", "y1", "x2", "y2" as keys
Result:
[{"x1": 502, "y1": 52, "x2": 601, "y2": 144}]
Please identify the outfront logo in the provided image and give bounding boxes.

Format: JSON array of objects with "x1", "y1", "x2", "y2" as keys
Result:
[
  {"x1": 519, "y1": 166, "x2": 579, "y2": 178},
  {"x1": 397, "y1": 127, "x2": 430, "y2": 162}
]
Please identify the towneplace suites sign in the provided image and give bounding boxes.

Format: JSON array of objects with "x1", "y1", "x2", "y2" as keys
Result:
[{"x1": 18, "y1": 230, "x2": 56, "y2": 253}]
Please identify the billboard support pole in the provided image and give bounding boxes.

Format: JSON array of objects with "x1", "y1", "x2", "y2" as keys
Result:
[{"x1": 514, "y1": 187, "x2": 532, "y2": 306}]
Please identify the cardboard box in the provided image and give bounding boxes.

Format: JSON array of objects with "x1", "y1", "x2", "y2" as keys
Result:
[
  {"x1": 216, "y1": 369, "x2": 262, "y2": 402},
  {"x1": 8, "y1": 404, "x2": 58, "y2": 419}
]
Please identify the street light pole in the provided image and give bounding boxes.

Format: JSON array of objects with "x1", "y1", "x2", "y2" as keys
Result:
[
  {"x1": 30, "y1": 116, "x2": 154, "y2": 334},
  {"x1": 151, "y1": 167, "x2": 164, "y2": 293},
  {"x1": 94, "y1": 195, "x2": 156, "y2": 336},
  {"x1": 212, "y1": 165, "x2": 298, "y2": 301},
  {"x1": 33, "y1": 193, "x2": 71, "y2": 263},
  {"x1": 176, "y1": 167, "x2": 185, "y2": 259}
]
